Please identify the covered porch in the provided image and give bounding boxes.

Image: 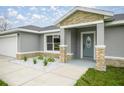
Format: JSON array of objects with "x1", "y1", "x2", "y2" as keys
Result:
[{"x1": 56, "y1": 7, "x2": 113, "y2": 71}]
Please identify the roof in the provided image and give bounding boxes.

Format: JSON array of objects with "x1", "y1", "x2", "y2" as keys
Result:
[
  {"x1": 18, "y1": 25, "x2": 59, "y2": 31},
  {"x1": 112, "y1": 14, "x2": 124, "y2": 21},
  {"x1": 0, "y1": 25, "x2": 60, "y2": 35},
  {"x1": 55, "y1": 6, "x2": 114, "y2": 25},
  {"x1": 18, "y1": 25, "x2": 43, "y2": 31},
  {"x1": 105, "y1": 14, "x2": 124, "y2": 26},
  {"x1": 39, "y1": 25, "x2": 59, "y2": 31}
]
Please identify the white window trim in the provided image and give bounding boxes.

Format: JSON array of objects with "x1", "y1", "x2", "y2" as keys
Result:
[
  {"x1": 44, "y1": 33, "x2": 60, "y2": 52},
  {"x1": 80, "y1": 31, "x2": 96, "y2": 60}
]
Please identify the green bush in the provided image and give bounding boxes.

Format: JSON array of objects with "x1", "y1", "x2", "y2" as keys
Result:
[
  {"x1": 33, "y1": 59, "x2": 37, "y2": 64},
  {"x1": 38, "y1": 55, "x2": 44, "y2": 60},
  {"x1": 43, "y1": 58, "x2": 48, "y2": 66},
  {"x1": 23, "y1": 56, "x2": 27, "y2": 62},
  {"x1": 47, "y1": 57, "x2": 55, "y2": 62},
  {"x1": 0, "y1": 80, "x2": 8, "y2": 86}
]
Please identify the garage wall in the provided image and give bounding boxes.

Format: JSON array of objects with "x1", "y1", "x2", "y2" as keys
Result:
[
  {"x1": 18, "y1": 32, "x2": 40, "y2": 52},
  {"x1": 105, "y1": 25, "x2": 124, "y2": 57}
]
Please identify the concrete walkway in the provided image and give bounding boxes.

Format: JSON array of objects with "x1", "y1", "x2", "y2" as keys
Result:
[{"x1": 0, "y1": 55, "x2": 95, "y2": 86}]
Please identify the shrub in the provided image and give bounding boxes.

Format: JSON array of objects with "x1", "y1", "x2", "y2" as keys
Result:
[
  {"x1": 43, "y1": 58, "x2": 48, "y2": 66},
  {"x1": 33, "y1": 59, "x2": 37, "y2": 64},
  {"x1": 23, "y1": 56, "x2": 27, "y2": 62},
  {"x1": 0, "y1": 80, "x2": 8, "y2": 86},
  {"x1": 47, "y1": 57, "x2": 55, "y2": 62},
  {"x1": 38, "y1": 55, "x2": 44, "y2": 60}
]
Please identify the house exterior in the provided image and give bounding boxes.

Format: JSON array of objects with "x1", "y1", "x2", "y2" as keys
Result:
[{"x1": 0, "y1": 6, "x2": 124, "y2": 71}]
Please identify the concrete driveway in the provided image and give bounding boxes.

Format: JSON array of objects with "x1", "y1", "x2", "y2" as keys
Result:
[{"x1": 0, "y1": 55, "x2": 95, "y2": 86}]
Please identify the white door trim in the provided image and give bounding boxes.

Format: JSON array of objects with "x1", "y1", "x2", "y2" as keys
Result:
[{"x1": 80, "y1": 31, "x2": 96, "y2": 59}]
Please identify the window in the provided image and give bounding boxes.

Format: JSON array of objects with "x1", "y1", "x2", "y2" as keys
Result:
[{"x1": 46, "y1": 34, "x2": 60, "y2": 51}]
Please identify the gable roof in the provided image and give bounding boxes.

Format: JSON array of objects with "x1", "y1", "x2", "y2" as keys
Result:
[{"x1": 55, "y1": 6, "x2": 114, "y2": 25}]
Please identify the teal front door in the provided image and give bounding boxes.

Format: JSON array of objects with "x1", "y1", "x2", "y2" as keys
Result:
[{"x1": 83, "y1": 33, "x2": 94, "y2": 59}]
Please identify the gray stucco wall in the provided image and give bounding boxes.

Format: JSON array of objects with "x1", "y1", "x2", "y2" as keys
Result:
[
  {"x1": 18, "y1": 32, "x2": 40, "y2": 52},
  {"x1": 16, "y1": 25, "x2": 124, "y2": 58},
  {"x1": 40, "y1": 34, "x2": 44, "y2": 51},
  {"x1": 105, "y1": 25, "x2": 124, "y2": 57}
]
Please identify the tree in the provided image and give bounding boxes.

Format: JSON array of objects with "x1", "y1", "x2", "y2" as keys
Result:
[{"x1": 0, "y1": 15, "x2": 10, "y2": 31}]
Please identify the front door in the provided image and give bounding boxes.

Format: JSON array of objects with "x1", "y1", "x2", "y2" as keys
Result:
[{"x1": 83, "y1": 33, "x2": 94, "y2": 59}]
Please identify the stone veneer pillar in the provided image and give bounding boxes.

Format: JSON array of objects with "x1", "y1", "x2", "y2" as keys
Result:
[
  {"x1": 95, "y1": 45, "x2": 106, "y2": 71},
  {"x1": 59, "y1": 45, "x2": 67, "y2": 63}
]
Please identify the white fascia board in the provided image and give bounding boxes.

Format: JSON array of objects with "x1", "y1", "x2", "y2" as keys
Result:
[
  {"x1": 105, "y1": 20, "x2": 124, "y2": 26},
  {"x1": 77, "y1": 6, "x2": 113, "y2": 16},
  {"x1": 60, "y1": 20, "x2": 103, "y2": 29},
  {"x1": 55, "y1": 7, "x2": 77, "y2": 25},
  {"x1": 0, "y1": 28, "x2": 40, "y2": 35},
  {"x1": 0, "y1": 28, "x2": 60, "y2": 35},
  {"x1": 0, "y1": 33, "x2": 17, "y2": 38},
  {"x1": 39, "y1": 29, "x2": 60, "y2": 34},
  {"x1": 0, "y1": 29, "x2": 18, "y2": 35},
  {"x1": 55, "y1": 6, "x2": 113, "y2": 25}
]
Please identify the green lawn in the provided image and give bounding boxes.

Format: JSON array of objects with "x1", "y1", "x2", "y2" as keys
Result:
[
  {"x1": 0, "y1": 80, "x2": 8, "y2": 86},
  {"x1": 75, "y1": 66, "x2": 124, "y2": 86}
]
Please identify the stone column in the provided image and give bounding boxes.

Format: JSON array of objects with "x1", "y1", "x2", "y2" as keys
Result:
[
  {"x1": 95, "y1": 45, "x2": 106, "y2": 71},
  {"x1": 59, "y1": 28, "x2": 67, "y2": 63},
  {"x1": 96, "y1": 22, "x2": 106, "y2": 71},
  {"x1": 60, "y1": 45, "x2": 67, "y2": 63}
]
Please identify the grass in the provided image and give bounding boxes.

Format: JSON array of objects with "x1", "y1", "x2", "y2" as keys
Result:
[
  {"x1": 75, "y1": 66, "x2": 124, "y2": 86},
  {"x1": 0, "y1": 80, "x2": 8, "y2": 86}
]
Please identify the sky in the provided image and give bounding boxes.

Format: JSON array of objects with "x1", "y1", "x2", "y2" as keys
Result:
[{"x1": 0, "y1": 6, "x2": 124, "y2": 28}]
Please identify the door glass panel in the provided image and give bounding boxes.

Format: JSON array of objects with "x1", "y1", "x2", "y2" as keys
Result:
[
  {"x1": 83, "y1": 34, "x2": 94, "y2": 58},
  {"x1": 86, "y1": 36, "x2": 92, "y2": 48}
]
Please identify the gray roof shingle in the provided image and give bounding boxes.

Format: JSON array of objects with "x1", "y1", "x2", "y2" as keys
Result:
[
  {"x1": 112, "y1": 14, "x2": 124, "y2": 21},
  {"x1": 18, "y1": 25, "x2": 59, "y2": 31}
]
